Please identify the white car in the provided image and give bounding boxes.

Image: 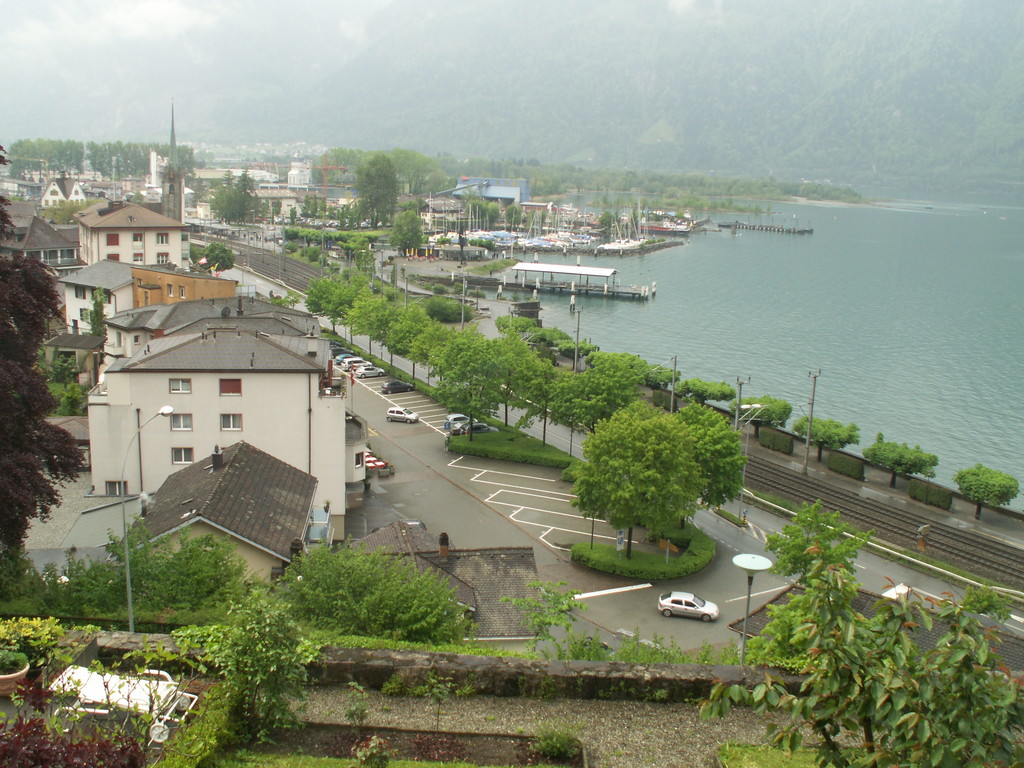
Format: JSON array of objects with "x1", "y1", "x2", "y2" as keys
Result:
[
  {"x1": 339, "y1": 358, "x2": 366, "y2": 372},
  {"x1": 356, "y1": 366, "x2": 386, "y2": 378},
  {"x1": 657, "y1": 591, "x2": 719, "y2": 622},
  {"x1": 444, "y1": 413, "x2": 471, "y2": 431},
  {"x1": 386, "y1": 406, "x2": 420, "y2": 423}
]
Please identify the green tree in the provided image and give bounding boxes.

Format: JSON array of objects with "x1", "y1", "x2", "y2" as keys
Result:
[
  {"x1": 388, "y1": 148, "x2": 439, "y2": 195},
  {"x1": 48, "y1": 354, "x2": 78, "y2": 386},
  {"x1": 501, "y1": 581, "x2": 582, "y2": 654},
  {"x1": 492, "y1": 332, "x2": 540, "y2": 426},
  {"x1": 209, "y1": 171, "x2": 258, "y2": 224},
  {"x1": 674, "y1": 404, "x2": 745, "y2": 508},
  {"x1": 735, "y1": 394, "x2": 791, "y2": 436},
  {"x1": 410, "y1": 321, "x2": 455, "y2": 385},
  {"x1": 357, "y1": 153, "x2": 399, "y2": 226},
  {"x1": 391, "y1": 209, "x2": 424, "y2": 251},
  {"x1": 550, "y1": 352, "x2": 644, "y2": 434},
  {"x1": 57, "y1": 383, "x2": 84, "y2": 416},
  {"x1": 45, "y1": 199, "x2": 95, "y2": 225},
  {"x1": 348, "y1": 293, "x2": 399, "y2": 358},
  {"x1": 863, "y1": 432, "x2": 939, "y2": 488},
  {"x1": 953, "y1": 463, "x2": 1020, "y2": 520},
  {"x1": 573, "y1": 401, "x2": 703, "y2": 558},
  {"x1": 679, "y1": 378, "x2": 735, "y2": 405},
  {"x1": 281, "y1": 546, "x2": 470, "y2": 644},
  {"x1": 432, "y1": 329, "x2": 504, "y2": 437},
  {"x1": 513, "y1": 343, "x2": 566, "y2": 444},
  {"x1": 88, "y1": 289, "x2": 107, "y2": 337},
  {"x1": 195, "y1": 241, "x2": 235, "y2": 271},
  {"x1": 792, "y1": 416, "x2": 859, "y2": 462},
  {"x1": 386, "y1": 305, "x2": 430, "y2": 379},
  {"x1": 504, "y1": 203, "x2": 523, "y2": 230},
  {"x1": 764, "y1": 500, "x2": 871, "y2": 584},
  {"x1": 703, "y1": 560, "x2": 1024, "y2": 768}
]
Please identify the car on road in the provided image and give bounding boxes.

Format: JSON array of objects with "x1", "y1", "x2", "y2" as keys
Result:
[
  {"x1": 450, "y1": 422, "x2": 499, "y2": 436},
  {"x1": 339, "y1": 357, "x2": 367, "y2": 371},
  {"x1": 381, "y1": 380, "x2": 415, "y2": 394},
  {"x1": 356, "y1": 366, "x2": 386, "y2": 378},
  {"x1": 386, "y1": 406, "x2": 420, "y2": 423},
  {"x1": 657, "y1": 591, "x2": 719, "y2": 622},
  {"x1": 443, "y1": 413, "x2": 471, "y2": 431}
]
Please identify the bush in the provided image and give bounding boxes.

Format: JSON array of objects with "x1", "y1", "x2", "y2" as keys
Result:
[
  {"x1": 0, "y1": 717, "x2": 144, "y2": 768},
  {"x1": 758, "y1": 429, "x2": 794, "y2": 454},
  {"x1": 569, "y1": 529, "x2": 715, "y2": 580},
  {"x1": 449, "y1": 430, "x2": 572, "y2": 468},
  {"x1": 533, "y1": 721, "x2": 582, "y2": 761},
  {"x1": 430, "y1": 284, "x2": 448, "y2": 295},
  {"x1": 159, "y1": 684, "x2": 240, "y2": 768},
  {"x1": 827, "y1": 452, "x2": 866, "y2": 480},
  {"x1": 908, "y1": 478, "x2": 953, "y2": 510}
]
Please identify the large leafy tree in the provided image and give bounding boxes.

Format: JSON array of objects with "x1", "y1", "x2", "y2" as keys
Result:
[
  {"x1": 550, "y1": 351, "x2": 644, "y2": 434},
  {"x1": 348, "y1": 293, "x2": 399, "y2": 358},
  {"x1": 432, "y1": 329, "x2": 504, "y2": 436},
  {"x1": 863, "y1": 432, "x2": 939, "y2": 488},
  {"x1": 514, "y1": 344, "x2": 566, "y2": 444},
  {"x1": 953, "y1": 463, "x2": 1019, "y2": 520},
  {"x1": 792, "y1": 416, "x2": 859, "y2": 462},
  {"x1": 674, "y1": 404, "x2": 745, "y2": 508},
  {"x1": 678, "y1": 378, "x2": 735, "y2": 405},
  {"x1": 281, "y1": 546, "x2": 470, "y2": 644},
  {"x1": 573, "y1": 401, "x2": 703, "y2": 558},
  {"x1": 388, "y1": 148, "x2": 440, "y2": 195},
  {"x1": 192, "y1": 241, "x2": 235, "y2": 272},
  {"x1": 209, "y1": 171, "x2": 258, "y2": 223},
  {"x1": 391, "y1": 208, "x2": 424, "y2": 251},
  {"x1": 0, "y1": 150, "x2": 83, "y2": 551},
  {"x1": 356, "y1": 152, "x2": 399, "y2": 226},
  {"x1": 703, "y1": 559, "x2": 1024, "y2": 768},
  {"x1": 735, "y1": 394, "x2": 791, "y2": 436},
  {"x1": 386, "y1": 305, "x2": 430, "y2": 378},
  {"x1": 764, "y1": 500, "x2": 871, "y2": 584}
]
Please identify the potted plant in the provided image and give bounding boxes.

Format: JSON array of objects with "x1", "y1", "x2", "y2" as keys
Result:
[
  {"x1": 0, "y1": 649, "x2": 30, "y2": 695},
  {"x1": 0, "y1": 617, "x2": 66, "y2": 674}
]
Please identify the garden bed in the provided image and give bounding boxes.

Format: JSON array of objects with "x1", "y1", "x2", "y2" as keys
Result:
[{"x1": 258, "y1": 723, "x2": 586, "y2": 767}]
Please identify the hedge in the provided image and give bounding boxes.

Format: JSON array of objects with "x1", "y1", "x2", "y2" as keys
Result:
[
  {"x1": 569, "y1": 526, "x2": 715, "y2": 580},
  {"x1": 449, "y1": 430, "x2": 573, "y2": 468},
  {"x1": 758, "y1": 429, "x2": 794, "y2": 455},
  {"x1": 827, "y1": 452, "x2": 866, "y2": 481},
  {"x1": 908, "y1": 478, "x2": 953, "y2": 510}
]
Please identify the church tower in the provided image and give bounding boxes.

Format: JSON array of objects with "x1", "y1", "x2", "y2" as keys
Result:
[{"x1": 161, "y1": 101, "x2": 185, "y2": 222}]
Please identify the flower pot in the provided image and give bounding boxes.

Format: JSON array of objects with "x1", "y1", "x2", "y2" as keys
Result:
[{"x1": 0, "y1": 664, "x2": 29, "y2": 696}]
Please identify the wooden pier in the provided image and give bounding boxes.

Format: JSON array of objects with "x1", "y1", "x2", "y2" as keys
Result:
[
  {"x1": 420, "y1": 273, "x2": 651, "y2": 301},
  {"x1": 717, "y1": 220, "x2": 813, "y2": 235}
]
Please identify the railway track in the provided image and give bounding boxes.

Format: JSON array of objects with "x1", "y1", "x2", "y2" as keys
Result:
[
  {"x1": 195, "y1": 236, "x2": 324, "y2": 293},
  {"x1": 744, "y1": 455, "x2": 1024, "y2": 592}
]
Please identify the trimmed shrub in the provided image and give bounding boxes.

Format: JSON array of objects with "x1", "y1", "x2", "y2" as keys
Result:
[
  {"x1": 908, "y1": 478, "x2": 953, "y2": 510},
  {"x1": 450, "y1": 431, "x2": 572, "y2": 469},
  {"x1": 827, "y1": 452, "x2": 866, "y2": 481},
  {"x1": 570, "y1": 527, "x2": 715, "y2": 580},
  {"x1": 758, "y1": 429, "x2": 794, "y2": 454}
]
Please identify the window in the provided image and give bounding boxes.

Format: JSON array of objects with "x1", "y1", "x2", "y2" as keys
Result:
[
  {"x1": 106, "y1": 254, "x2": 120, "y2": 261},
  {"x1": 169, "y1": 378, "x2": 192, "y2": 393},
  {"x1": 106, "y1": 233, "x2": 120, "y2": 246},
  {"x1": 220, "y1": 414, "x2": 242, "y2": 430},
  {"x1": 167, "y1": 284, "x2": 173, "y2": 297},
  {"x1": 116, "y1": 331, "x2": 123, "y2": 345},
  {"x1": 74, "y1": 285, "x2": 87, "y2": 299},
  {"x1": 179, "y1": 286, "x2": 186, "y2": 298},
  {"x1": 133, "y1": 253, "x2": 144, "y2": 263},
  {"x1": 171, "y1": 447, "x2": 194, "y2": 464},
  {"x1": 156, "y1": 253, "x2": 169, "y2": 264},
  {"x1": 170, "y1": 413, "x2": 193, "y2": 431},
  {"x1": 79, "y1": 308, "x2": 90, "y2": 321},
  {"x1": 219, "y1": 378, "x2": 242, "y2": 395},
  {"x1": 355, "y1": 452, "x2": 363, "y2": 468},
  {"x1": 156, "y1": 233, "x2": 169, "y2": 244},
  {"x1": 105, "y1": 480, "x2": 126, "y2": 495},
  {"x1": 133, "y1": 233, "x2": 143, "y2": 244}
]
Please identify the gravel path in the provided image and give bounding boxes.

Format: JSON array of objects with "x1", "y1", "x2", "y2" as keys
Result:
[{"x1": 301, "y1": 687, "x2": 779, "y2": 768}]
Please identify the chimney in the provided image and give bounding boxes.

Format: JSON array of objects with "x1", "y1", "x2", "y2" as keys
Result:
[
  {"x1": 290, "y1": 538, "x2": 304, "y2": 560},
  {"x1": 438, "y1": 532, "x2": 450, "y2": 559},
  {"x1": 210, "y1": 445, "x2": 223, "y2": 470},
  {"x1": 153, "y1": 328, "x2": 164, "y2": 338}
]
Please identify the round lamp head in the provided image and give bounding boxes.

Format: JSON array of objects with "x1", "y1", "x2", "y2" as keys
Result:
[
  {"x1": 733, "y1": 553, "x2": 772, "y2": 575},
  {"x1": 158, "y1": 405, "x2": 175, "y2": 417}
]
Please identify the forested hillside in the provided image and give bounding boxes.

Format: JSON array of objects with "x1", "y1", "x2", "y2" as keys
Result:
[{"x1": 289, "y1": 0, "x2": 1024, "y2": 190}]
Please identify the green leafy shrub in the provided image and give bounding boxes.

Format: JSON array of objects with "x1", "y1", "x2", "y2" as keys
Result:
[
  {"x1": 827, "y1": 452, "x2": 866, "y2": 480},
  {"x1": 449, "y1": 431, "x2": 572, "y2": 468},
  {"x1": 758, "y1": 429, "x2": 794, "y2": 454},
  {"x1": 159, "y1": 684, "x2": 240, "y2": 768},
  {"x1": 380, "y1": 673, "x2": 407, "y2": 696},
  {"x1": 569, "y1": 530, "x2": 714, "y2": 579},
  {"x1": 533, "y1": 721, "x2": 582, "y2": 761},
  {"x1": 908, "y1": 478, "x2": 953, "y2": 510}
]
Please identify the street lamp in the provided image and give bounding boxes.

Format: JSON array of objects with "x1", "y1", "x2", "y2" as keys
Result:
[
  {"x1": 573, "y1": 310, "x2": 583, "y2": 372},
  {"x1": 733, "y1": 553, "x2": 772, "y2": 666},
  {"x1": 737, "y1": 403, "x2": 763, "y2": 502},
  {"x1": 119, "y1": 405, "x2": 174, "y2": 633}
]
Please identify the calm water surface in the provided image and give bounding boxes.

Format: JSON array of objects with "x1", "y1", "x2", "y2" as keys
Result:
[{"x1": 526, "y1": 197, "x2": 1024, "y2": 501}]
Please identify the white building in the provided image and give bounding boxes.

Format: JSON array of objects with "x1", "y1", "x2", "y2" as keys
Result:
[
  {"x1": 40, "y1": 176, "x2": 87, "y2": 208},
  {"x1": 287, "y1": 158, "x2": 312, "y2": 188},
  {"x1": 75, "y1": 200, "x2": 188, "y2": 269},
  {"x1": 88, "y1": 328, "x2": 363, "y2": 537}
]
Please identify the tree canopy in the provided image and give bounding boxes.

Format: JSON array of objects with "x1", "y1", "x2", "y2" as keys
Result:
[
  {"x1": 953, "y1": 463, "x2": 1019, "y2": 520},
  {"x1": 356, "y1": 152, "x2": 399, "y2": 226},
  {"x1": 862, "y1": 432, "x2": 939, "y2": 488},
  {"x1": 391, "y1": 209, "x2": 424, "y2": 251},
  {"x1": 679, "y1": 378, "x2": 735, "y2": 405},
  {"x1": 792, "y1": 416, "x2": 860, "y2": 461},
  {"x1": 550, "y1": 352, "x2": 645, "y2": 433},
  {"x1": 573, "y1": 401, "x2": 703, "y2": 558},
  {"x1": 674, "y1": 404, "x2": 745, "y2": 508}
]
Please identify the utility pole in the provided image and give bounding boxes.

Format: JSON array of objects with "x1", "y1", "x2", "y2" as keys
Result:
[
  {"x1": 734, "y1": 376, "x2": 750, "y2": 430},
  {"x1": 573, "y1": 310, "x2": 583, "y2": 372},
  {"x1": 802, "y1": 370, "x2": 821, "y2": 475},
  {"x1": 670, "y1": 355, "x2": 678, "y2": 413}
]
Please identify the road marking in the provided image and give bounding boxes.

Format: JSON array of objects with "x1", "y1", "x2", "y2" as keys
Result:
[
  {"x1": 575, "y1": 584, "x2": 653, "y2": 600},
  {"x1": 724, "y1": 587, "x2": 781, "y2": 603}
]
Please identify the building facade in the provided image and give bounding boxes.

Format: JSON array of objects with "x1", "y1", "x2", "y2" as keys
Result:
[{"x1": 75, "y1": 201, "x2": 188, "y2": 268}]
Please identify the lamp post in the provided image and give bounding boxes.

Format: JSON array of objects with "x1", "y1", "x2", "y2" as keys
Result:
[
  {"x1": 732, "y1": 553, "x2": 772, "y2": 666},
  {"x1": 573, "y1": 310, "x2": 583, "y2": 372},
  {"x1": 737, "y1": 403, "x2": 764, "y2": 502},
  {"x1": 119, "y1": 405, "x2": 174, "y2": 633}
]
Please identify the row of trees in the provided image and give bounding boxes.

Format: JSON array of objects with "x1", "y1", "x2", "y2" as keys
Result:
[{"x1": 6, "y1": 138, "x2": 195, "y2": 179}]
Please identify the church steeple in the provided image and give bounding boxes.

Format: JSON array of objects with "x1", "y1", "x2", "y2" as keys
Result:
[{"x1": 161, "y1": 99, "x2": 184, "y2": 222}]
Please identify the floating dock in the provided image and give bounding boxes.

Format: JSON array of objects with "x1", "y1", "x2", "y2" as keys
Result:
[{"x1": 717, "y1": 220, "x2": 813, "y2": 234}]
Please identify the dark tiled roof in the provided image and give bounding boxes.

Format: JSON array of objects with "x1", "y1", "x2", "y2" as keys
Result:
[
  {"x1": 106, "y1": 297, "x2": 317, "y2": 336},
  {"x1": 46, "y1": 333, "x2": 106, "y2": 351},
  {"x1": 360, "y1": 520, "x2": 437, "y2": 553},
  {"x1": 730, "y1": 583, "x2": 1024, "y2": 672},
  {"x1": 59, "y1": 259, "x2": 133, "y2": 290},
  {"x1": 1, "y1": 216, "x2": 77, "y2": 252},
  {"x1": 46, "y1": 415, "x2": 89, "y2": 442},
  {"x1": 76, "y1": 201, "x2": 184, "y2": 229},
  {"x1": 144, "y1": 441, "x2": 317, "y2": 561},
  {"x1": 109, "y1": 328, "x2": 327, "y2": 373}
]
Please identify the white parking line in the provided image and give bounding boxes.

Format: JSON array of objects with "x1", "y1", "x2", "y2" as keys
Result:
[
  {"x1": 724, "y1": 587, "x2": 781, "y2": 603},
  {"x1": 575, "y1": 584, "x2": 653, "y2": 600}
]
